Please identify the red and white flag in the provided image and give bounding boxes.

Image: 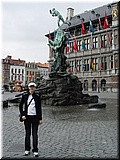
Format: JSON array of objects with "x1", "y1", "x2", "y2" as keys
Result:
[
  {"x1": 103, "y1": 12, "x2": 110, "y2": 29},
  {"x1": 73, "y1": 38, "x2": 78, "y2": 52},
  {"x1": 66, "y1": 41, "x2": 70, "y2": 53},
  {"x1": 81, "y1": 21, "x2": 86, "y2": 34},
  {"x1": 29, "y1": 74, "x2": 32, "y2": 81}
]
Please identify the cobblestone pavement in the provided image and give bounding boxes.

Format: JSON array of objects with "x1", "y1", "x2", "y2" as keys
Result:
[{"x1": 1, "y1": 92, "x2": 119, "y2": 159}]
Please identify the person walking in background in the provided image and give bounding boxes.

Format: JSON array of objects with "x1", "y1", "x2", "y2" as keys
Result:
[{"x1": 19, "y1": 82, "x2": 42, "y2": 157}]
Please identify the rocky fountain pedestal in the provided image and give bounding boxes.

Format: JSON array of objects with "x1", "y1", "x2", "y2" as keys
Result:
[{"x1": 39, "y1": 72, "x2": 98, "y2": 106}]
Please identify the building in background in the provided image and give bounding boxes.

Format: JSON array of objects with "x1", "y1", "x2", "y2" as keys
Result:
[
  {"x1": 2, "y1": 58, "x2": 10, "y2": 90},
  {"x1": 46, "y1": 2, "x2": 119, "y2": 92},
  {"x1": 2, "y1": 55, "x2": 49, "y2": 90},
  {"x1": 36, "y1": 62, "x2": 49, "y2": 80},
  {"x1": 7, "y1": 56, "x2": 26, "y2": 90},
  {"x1": 25, "y1": 62, "x2": 38, "y2": 85}
]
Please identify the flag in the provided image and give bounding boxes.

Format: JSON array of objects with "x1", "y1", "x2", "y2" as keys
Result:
[
  {"x1": 100, "y1": 57, "x2": 103, "y2": 69},
  {"x1": 98, "y1": 17, "x2": 102, "y2": 30},
  {"x1": 81, "y1": 20, "x2": 86, "y2": 34},
  {"x1": 82, "y1": 39, "x2": 86, "y2": 50},
  {"x1": 29, "y1": 74, "x2": 32, "y2": 81},
  {"x1": 66, "y1": 40, "x2": 70, "y2": 53},
  {"x1": 89, "y1": 33, "x2": 94, "y2": 49},
  {"x1": 73, "y1": 38, "x2": 78, "y2": 52},
  {"x1": 90, "y1": 57, "x2": 94, "y2": 70},
  {"x1": 82, "y1": 57, "x2": 85, "y2": 70},
  {"x1": 103, "y1": 12, "x2": 110, "y2": 29},
  {"x1": 34, "y1": 74, "x2": 36, "y2": 80},
  {"x1": 101, "y1": 39, "x2": 105, "y2": 48},
  {"x1": 107, "y1": 32, "x2": 112, "y2": 46},
  {"x1": 89, "y1": 20, "x2": 94, "y2": 34},
  {"x1": 68, "y1": 68, "x2": 72, "y2": 73}
]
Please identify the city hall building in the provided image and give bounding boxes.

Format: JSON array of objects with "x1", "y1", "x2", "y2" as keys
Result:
[{"x1": 46, "y1": 2, "x2": 119, "y2": 92}]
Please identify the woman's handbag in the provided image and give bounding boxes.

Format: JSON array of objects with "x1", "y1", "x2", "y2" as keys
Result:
[{"x1": 19, "y1": 97, "x2": 34, "y2": 122}]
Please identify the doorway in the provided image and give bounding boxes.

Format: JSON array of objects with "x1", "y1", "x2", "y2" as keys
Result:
[{"x1": 92, "y1": 79, "x2": 97, "y2": 91}]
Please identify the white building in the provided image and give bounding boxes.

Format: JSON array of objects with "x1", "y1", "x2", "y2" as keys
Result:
[
  {"x1": 6, "y1": 56, "x2": 26, "y2": 86},
  {"x1": 10, "y1": 65, "x2": 26, "y2": 86}
]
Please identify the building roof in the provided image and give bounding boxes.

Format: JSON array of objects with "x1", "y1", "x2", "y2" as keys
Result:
[
  {"x1": 10, "y1": 59, "x2": 25, "y2": 66},
  {"x1": 61, "y1": 3, "x2": 112, "y2": 29},
  {"x1": 6, "y1": 55, "x2": 25, "y2": 66},
  {"x1": 45, "y1": 2, "x2": 113, "y2": 37},
  {"x1": 36, "y1": 62, "x2": 49, "y2": 68}
]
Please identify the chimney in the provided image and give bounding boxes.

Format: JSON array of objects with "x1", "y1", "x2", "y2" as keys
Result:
[
  {"x1": 7, "y1": 55, "x2": 12, "y2": 60},
  {"x1": 66, "y1": 7, "x2": 74, "y2": 21}
]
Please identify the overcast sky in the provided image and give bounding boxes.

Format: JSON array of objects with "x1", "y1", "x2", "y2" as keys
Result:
[{"x1": 1, "y1": 0, "x2": 114, "y2": 63}]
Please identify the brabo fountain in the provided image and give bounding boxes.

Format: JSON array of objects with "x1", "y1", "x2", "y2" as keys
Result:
[
  {"x1": 37, "y1": 8, "x2": 99, "y2": 106},
  {"x1": 14, "y1": 8, "x2": 106, "y2": 108}
]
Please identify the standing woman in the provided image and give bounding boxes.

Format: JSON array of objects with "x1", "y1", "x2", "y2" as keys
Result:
[{"x1": 19, "y1": 82, "x2": 42, "y2": 157}]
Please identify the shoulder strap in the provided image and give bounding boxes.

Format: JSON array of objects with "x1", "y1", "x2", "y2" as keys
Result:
[{"x1": 27, "y1": 97, "x2": 34, "y2": 107}]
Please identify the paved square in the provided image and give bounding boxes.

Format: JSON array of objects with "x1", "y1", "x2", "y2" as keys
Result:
[{"x1": 2, "y1": 92, "x2": 119, "y2": 159}]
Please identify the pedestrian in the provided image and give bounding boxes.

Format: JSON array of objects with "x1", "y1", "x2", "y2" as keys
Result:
[{"x1": 19, "y1": 82, "x2": 42, "y2": 157}]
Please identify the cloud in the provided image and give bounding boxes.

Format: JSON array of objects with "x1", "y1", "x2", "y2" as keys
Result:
[{"x1": 2, "y1": 1, "x2": 113, "y2": 63}]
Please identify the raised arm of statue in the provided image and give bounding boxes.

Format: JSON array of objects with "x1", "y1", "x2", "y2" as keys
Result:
[{"x1": 49, "y1": 8, "x2": 71, "y2": 27}]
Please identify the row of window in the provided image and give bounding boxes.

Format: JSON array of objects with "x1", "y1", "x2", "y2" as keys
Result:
[
  {"x1": 11, "y1": 75, "x2": 24, "y2": 81},
  {"x1": 26, "y1": 71, "x2": 48, "y2": 76},
  {"x1": 26, "y1": 77, "x2": 36, "y2": 82},
  {"x1": 26, "y1": 71, "x2": 37, "y2": 76},
  {"x1": 83, "y1": 79, "x2": 106, "y2": 91},
  {"x1": 69, "y1": 55, "x2": 114, "y2": 72},
  {"x1": 11, "y1": 69, "x2": 48, "y2": 76},
  {"x1": 67, "y1": 33, "x2": 115, "y2": 53},
  {"x1": 25, "y1": 63, "x2": 37, "y2": 68},
  {"x1": 11, "y1": 68, "x2": 24, "y2": 74}
]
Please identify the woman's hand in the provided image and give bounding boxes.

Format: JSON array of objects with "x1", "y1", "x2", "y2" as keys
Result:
[
  {"x1": 39, "y1": 120, "x2": 42, "y2": 125},
  {"x1": 22, "y1": 116, "x2": 26, "y2": 120}
]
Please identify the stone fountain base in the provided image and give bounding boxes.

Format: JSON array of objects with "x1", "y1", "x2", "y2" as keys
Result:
[{"x1": 39, "y1": 73, "x2": 99, "y2": 106}]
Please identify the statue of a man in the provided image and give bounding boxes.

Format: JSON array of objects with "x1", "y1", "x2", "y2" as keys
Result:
[
  {"x1": 50, "y1": 8, "x2": 71, "y2": 27},
  {"x1": 49, "y1": 29, "x2": 68, "y2": 72}
]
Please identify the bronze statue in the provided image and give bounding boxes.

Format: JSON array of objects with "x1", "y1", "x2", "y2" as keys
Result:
[
  {"x1": 49, "y1": 9, "x2": 70, "y2": 77},
  {"x1": 50, "y1": 8, "x2": 71, "y2": 28},
  {"x1": 49, "y1": 28, "x2": 70, "y2": 74}
]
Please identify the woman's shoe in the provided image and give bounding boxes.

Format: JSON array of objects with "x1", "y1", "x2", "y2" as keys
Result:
[
  {"x1": 25, "y1": 150, "x2": 30, "y2": 156},
  {"x1": 34, "y1": 152, "x2": 38, "y2": 157}
]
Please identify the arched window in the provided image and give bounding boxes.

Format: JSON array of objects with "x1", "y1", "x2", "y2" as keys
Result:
[
  {"x1": 101, "y1": 79, "x2": 106, "y2": 91},
  {"x1": 84, "y1": 80, "x2": 88, "y2": 91},
  {"x1": 92, "y1": 79, "x2": 97, "y2": 91}
]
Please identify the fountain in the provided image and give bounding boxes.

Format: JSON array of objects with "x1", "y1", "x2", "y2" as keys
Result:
[
  {"x1": 36, "y1": 8, "x2": 99, "y2": 106},
  {"x1": 14, "y1": 8, "x2": 105, "y2": 108}
]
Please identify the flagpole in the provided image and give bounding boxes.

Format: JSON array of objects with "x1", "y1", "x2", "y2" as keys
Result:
[
  {"x1": 73, "y1": 29, "x2": 78, "y2": 74},
  {"x1": 96, "y1": 13, "x2": 104, "y2": 92},
  {"x1": 106, "y1": 30, "x2": 111, "y2": 72},
  {"x1": 98, "y1": 33, "x2": 101, "y2": 93}
]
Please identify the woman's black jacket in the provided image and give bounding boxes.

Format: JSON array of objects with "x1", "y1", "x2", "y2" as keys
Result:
[{"x1": 19, "y1": 92, "x2": 42, "y2": 120}]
